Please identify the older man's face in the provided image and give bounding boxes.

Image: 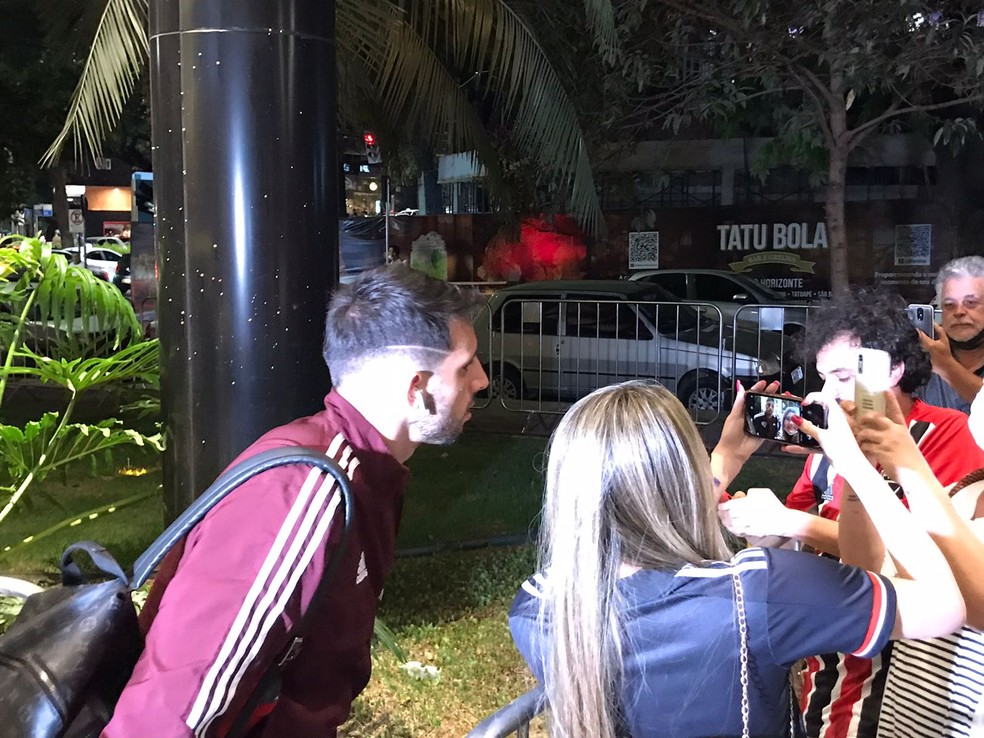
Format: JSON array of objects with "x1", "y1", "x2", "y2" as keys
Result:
[{"x1": 941, "y1": 276, "x2": 984, "y2": 344}]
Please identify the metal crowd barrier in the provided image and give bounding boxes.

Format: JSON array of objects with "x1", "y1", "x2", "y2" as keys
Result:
[
  {"x1": 731, "y1": 303, "x2": 824, "y2": 399},
  {"x1": 476, "y1": 295, "x2": 766, "y2": 425}
]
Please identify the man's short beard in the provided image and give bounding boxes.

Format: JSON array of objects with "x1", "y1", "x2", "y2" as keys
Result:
[
  {"x1": 949, "y1": 326, "x2": 984, "y2": 352},
  {"x1": 410, "y1": 413, "x2": 464, "y2": 446}
]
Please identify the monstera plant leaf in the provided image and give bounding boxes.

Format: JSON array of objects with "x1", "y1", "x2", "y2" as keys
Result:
[{"x1": 0, "y1": 414, "x2": 163, "y2": 483}]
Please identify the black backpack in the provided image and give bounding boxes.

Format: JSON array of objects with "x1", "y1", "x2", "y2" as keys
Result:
[{"x1": 0, "y1": 447, "x2": 353, "y2": 738}]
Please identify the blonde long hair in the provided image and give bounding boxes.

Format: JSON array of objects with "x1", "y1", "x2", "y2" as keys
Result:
[{"x1": 539, "y1": 381, "x2": 730, "y2": 738}]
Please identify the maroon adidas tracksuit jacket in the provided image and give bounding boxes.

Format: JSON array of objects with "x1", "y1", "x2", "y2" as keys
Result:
[{"x1": 103, "y1": 391, "x2": 409, "y2": 738}]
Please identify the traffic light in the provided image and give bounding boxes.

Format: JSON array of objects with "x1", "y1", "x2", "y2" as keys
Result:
[{"x1": 364, "y1": 132, "x2": 382, "y2": 164}]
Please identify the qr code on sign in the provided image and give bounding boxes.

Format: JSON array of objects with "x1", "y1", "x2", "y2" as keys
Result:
[
  {"x1": 894, "y1": 224, "x2": 931, "y2": 266},
  {"x1": 629, "y1": 231, "x2": 659, "y2": 270}
]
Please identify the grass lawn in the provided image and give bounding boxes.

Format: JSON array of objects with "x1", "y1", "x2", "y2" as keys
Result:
[{"x1": 0, "y1": 431, "x2": 805, "y2": 736}]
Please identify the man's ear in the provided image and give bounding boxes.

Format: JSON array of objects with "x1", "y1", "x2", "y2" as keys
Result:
[{"x1": 407, "y1": 371, "x2": 432, "y2": 406}]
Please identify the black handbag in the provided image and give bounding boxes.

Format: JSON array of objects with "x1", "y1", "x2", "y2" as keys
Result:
[{"x1": 0, "y1": 447, "x2": 354, "y2": 738}]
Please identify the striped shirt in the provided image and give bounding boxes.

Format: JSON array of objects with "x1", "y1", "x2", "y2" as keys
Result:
[
  {"x1": 877, "y1": 628, "x2": 984, "y2": 737},
  {"x1": 876, "y1": 479, "x2": 984, "y2": 738}
]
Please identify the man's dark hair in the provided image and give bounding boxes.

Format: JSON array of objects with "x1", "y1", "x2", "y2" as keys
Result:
[
  {"x1": 798, "y1": 286, "x2": 932, "y2": 394},
  {"x1": 323, "y1": 264, "x2": 486, "y2": 382}
]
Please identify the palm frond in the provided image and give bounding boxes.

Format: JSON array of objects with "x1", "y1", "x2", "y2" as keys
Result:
[
  {"x1": 401, "y1": 0, "x2": 605, "y2": 235},
  {"x1": 45, "y1": 0, "x2": 607, "y2": 234},
  {"x1": 0, "y1": 487, "x2": 160, "y2": 558},
  {"x1": 340, "y1": 3, "x2": 508, "y2": 200},
  {"x1": 581, "y1": 0, "x2": 619, "y2": 63},
  {"x1": 0, "y1": 414, "x2": 162, "y2": 484},
  {"x1": 40, "y1": 0, "x2": 148, "y2": 165}
]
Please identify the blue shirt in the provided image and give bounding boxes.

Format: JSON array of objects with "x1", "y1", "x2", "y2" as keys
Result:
[
  {"x1": 916, "y1": 366, "x2": 984, "y2": 415},
  {"x1": 510, "y1": 548, "x2": 896, "y2": 738}
]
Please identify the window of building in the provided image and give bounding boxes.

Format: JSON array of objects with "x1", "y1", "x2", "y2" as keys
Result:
[
  {"x1": 441, "y1": 181, "x2": 490, "y2": 214},
  {"x1": 733, "y1": 167, "x2": 818, "y2": 204},
  {"x1": 597, "y1": 170, "x2": 722, "y2": 210}
]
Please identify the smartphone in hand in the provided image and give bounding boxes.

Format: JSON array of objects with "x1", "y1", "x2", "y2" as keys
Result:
[
  {"x1": 907, "y1": 304, "x2": 935, "y2": 337},
  {"x1": 855, "y1": 348, "x2": 893, "y2": 417},
  {"x1": 743, "y1": 391, "x2": 826, "y2": 447}
]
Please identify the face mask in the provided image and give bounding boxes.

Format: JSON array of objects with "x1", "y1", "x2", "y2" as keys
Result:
[
  {"x1": 970, "y1": 385, "x2": 984, "y2": 451},
  {"x1": 949, "y1": 326, "x2": 984, "y2": 352}
]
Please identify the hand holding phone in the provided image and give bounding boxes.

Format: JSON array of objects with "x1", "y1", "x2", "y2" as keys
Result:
[
  {"x1": 854, "y1": 348, "x2": 893, "y2": 417},
  {"x1": 907, "y1": 304, "x2": 935, "y2": 338},
  {"x1": 742, "y1": 391, "x2": 827, "y2": 447}
]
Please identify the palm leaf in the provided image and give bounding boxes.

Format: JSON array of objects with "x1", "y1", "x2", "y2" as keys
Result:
[
  {"x1": 340, "y1": 3, "x2": 509, "y2": 201},
  {"x1": 40, "y1": 0, "x2": 148, "y2": 165},
  {"x1": 580, "y1": 0, "x2": 619, "y2": 63},
  {"x1": 399, "y1": 0, "x2": 605, "y2": 233},
  {"x1": 0, "y1": 237, "x2": 142, "y2": 359},
  {"x1": 373, "y1": 617, "x2": 408, "y2": 663},
  {"x1": 45, "y1": 0, "x2": 607, "y2": 234}
]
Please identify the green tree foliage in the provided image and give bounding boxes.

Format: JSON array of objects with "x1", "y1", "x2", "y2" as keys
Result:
[{"x1": 605, "y1": 1, "x2": 984, "y2": 293}]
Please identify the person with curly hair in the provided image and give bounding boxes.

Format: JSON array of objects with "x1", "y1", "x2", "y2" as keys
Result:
[{"x1": 720, "y1": 286, "x2": 984, "y2": 738}]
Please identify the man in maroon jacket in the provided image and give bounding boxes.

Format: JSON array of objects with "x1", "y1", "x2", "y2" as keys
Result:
[{"x1": 104, "y1": 265, "x2": 488, "y2": 737}]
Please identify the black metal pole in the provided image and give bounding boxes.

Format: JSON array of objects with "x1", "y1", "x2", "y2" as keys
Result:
[{"x1": 149, "y1": 0, "x2": 337, "y2": 517}]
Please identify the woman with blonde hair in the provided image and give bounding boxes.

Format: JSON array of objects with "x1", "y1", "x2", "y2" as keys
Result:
[{"x1": 509, "y1": 380, "x2": 965, "y2": 738}]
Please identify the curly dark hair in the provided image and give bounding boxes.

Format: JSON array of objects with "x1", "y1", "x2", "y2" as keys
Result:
[{"x1": 798, "y1": 286, "x2": 932, "y2": 394}]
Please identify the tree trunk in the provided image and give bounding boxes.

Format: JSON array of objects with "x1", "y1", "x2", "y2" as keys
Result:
[
  {"x1": 825, "y1": 94, "x2": 850, "y2": 297},
  {"x1": 48, "y1": 165, "x2": 71, "y2": 241},
  {"x1": 825, "y1": 142, "x2": 850, "y2": 297}
]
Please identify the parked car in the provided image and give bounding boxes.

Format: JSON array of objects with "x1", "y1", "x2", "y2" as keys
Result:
[
  {"x1": 476, "y1": 280, "x2": 789, "y2": 411},
  {"x1": 85, "y1": 236, "x2": 130, "y2": 253},
  {"x1": 81, "y1": 245, "x2": 126, "y2": 282},
  {"x1": 628, "y1": 268, "x2": 812, "y2": 335}
]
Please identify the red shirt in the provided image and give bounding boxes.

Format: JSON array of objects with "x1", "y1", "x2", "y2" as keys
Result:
[{"x1": 785, "y1": 399, "x2": 984, "y2": 519}]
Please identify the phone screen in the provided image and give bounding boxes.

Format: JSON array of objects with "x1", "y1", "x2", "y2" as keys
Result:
[{"x1": 743, "y1": 392, "x2": 825, "y2": 447}]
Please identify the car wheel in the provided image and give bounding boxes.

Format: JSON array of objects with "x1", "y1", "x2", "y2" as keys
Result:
[
  {"x1": 677, "y1": 372, "x2": 722, "y2": 412},
  {"x1": 488, "y1": 365, "x2": 524, "y2": 401}
]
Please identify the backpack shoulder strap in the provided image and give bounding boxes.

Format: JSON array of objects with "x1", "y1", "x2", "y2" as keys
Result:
[{"x1": 130, "y1": 447, "x2": 353, "y2": 591}]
